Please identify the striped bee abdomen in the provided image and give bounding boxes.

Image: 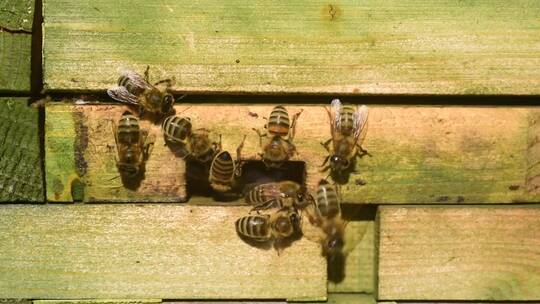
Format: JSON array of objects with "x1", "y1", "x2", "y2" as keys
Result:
[
  {"x1": 162, "y1": 115, "x2": 192, "y2": 143},
  {"x1": 209, "y1": 151, "x2": 235, "y2": 182},
  {"x1": 316, "y1": 180, "x2": 341, "y2": 219},
  {"x1": 340, "y1": 105, "x2": 356, "y2": 136},
  {"x1": 267, "y1": 105, "x2": 290, "y2": 137},
  {"x1": 117, "y1": 111, "x2": 141, "y2": 144},
  {"x1": 235, "y1": 215, "x2": 270, "y2": 241},
  {"x1": 245, "y1": 184, "x2": 274, "y2": 205},
  {"x1": 118, "y1": 75, "x2": 145, "y2": 96}
]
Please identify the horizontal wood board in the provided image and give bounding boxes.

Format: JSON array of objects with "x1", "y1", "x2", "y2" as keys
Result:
[
  {"x1": 46, "y1": 103, "x2": 540, "y2": 204},
  {"x1": 0, "y1": 205, "x2": 326, "y2": 300},
  {"x1": 377, "y1": 206, "x2": 540, "y2": 301},
  {"x1": 0, "y1": 98, "x2": 43, "y2": 202},
  {"x1": 43, "y1": 0, "x2": 540, "y2": 95}
]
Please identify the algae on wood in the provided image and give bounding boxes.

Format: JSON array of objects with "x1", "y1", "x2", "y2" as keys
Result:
[
  {"x1": 45, "y1": 104, "x2": 186, "y2": 202},
  {"x1": 0, "y1": 204, "x2": 326, "y2": 300},
  {"x1": 0, "y1": 98, "x2": 43, "y2": 202},
  {"x1": 46, "y1": 103, "x2": 540, "y2": 204},
  {"x1": 378, "y1": 206, "x2": 540, "y2": 301},
  {"x1": 42, "y1": 0, "x2": 540, "y2": 95},
  {"x1": 0, "y1": 0, "x2": 33, "y2": 92}
]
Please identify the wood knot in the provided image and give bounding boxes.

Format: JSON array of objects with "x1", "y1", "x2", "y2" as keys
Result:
[{"x1": 325, "y1": 4, "x2": 341, "y2": 21}]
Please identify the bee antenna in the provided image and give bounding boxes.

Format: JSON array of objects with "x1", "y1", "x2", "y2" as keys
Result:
[
  {"x1": 108, "y1": 175, "x2": 121, "y2": 181},
  {"x1": 176, "y1": 105, "x2": 192, "y2": 115}
]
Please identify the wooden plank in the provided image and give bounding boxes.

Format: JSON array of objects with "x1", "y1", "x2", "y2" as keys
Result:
[
  {"x1": 45, "y1": 104, "x2": 186, "y2": 202},
  {"x1": 46, "y1": 103, "x2": 540, "y2": 204},
  {"x1": 0, "y1": 204, "x2": 326, "y2": 300},
  {"x1": 0, "y1": 0, "x2": 33, "y2": 92},
  {"x1": 42, "y1": 0, "x2": 540, "y2": 95},
  {"x1": 34, "y1": 301, "x2": 160, "y2": 304},
  {"x1": 328, "y1": 220, "x2": 374, "y2": 293},
  {"x1": 0, "y1": 98, "x2": 43, "y2": 202},
  {"x1": 0, "y1": 0, "x2": 34, "y2": 31},
  {"x1": 0, "y1": 33, "x2": 31, "y2": 92},
  {"x1": 377, "y1": 206, "x2": 540, "y2": 301}
]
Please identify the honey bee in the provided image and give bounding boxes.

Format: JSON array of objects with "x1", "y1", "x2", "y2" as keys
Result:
[
  {"x1": 253, "y1": 105, "x2": 303, "y2": 168},
  {"x1": 208, "y1": 136, "x2": 246, "y2": 192},
  {"x1": 245, "y1": 181, "x2": 307, "y2": 212},
  {"x1": 112, "y1": 111, "x2": 154, "y2": 177},
  {"x1": 161, "y1": 115, "x2": 192, "y2": 145},
  {"x1": 107, "y1": 67, "x2": 175, "y2": 116},
  {"x1": 320, "y1": 99, "x2": 369, "y2": 177},
  {"x1": 185, "y1": 129, "x2": 221, "y2": 164},
  {"x1": 235, "y1": 207, "x2": 301, "y2": 252},
  {"x1": 305, "y1": 179, "x2": 347, "y2": 260}
]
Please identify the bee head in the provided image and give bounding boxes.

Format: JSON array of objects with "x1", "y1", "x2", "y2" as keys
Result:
[
  {"x1": 161, "y1": 93, "x2": 174, "y2": 114},
  {"x1": 330, "y1": 155, "x2": 350, "y2": 171},
  {"x1": 323, "y1": 234, "x2": 345, "y2": 258}
]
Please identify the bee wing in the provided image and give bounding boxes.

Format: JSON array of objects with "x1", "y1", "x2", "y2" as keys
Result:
[
  {"x1": 330, "y1": 98, "x2": 343, "y2": 135},
  {"x1": 117, "y1": 67, "x2": 153, "y2": 90},
  {"x1": 353, "y1": 105, "x2": 369, "y2": 145},
  {"x1": 258, "y1": 183, "x2": 284, "y2": 198},
  {"x1": 107, "y1": 86, "x2": 140, "y2": 105}
]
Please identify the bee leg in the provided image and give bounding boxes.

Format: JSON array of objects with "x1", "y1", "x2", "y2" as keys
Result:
[
  {"x1": 319, "y1": 155, "x2": 330, "y2": 168},
  {"x1": 252, "y1": 128, "x2": 267, "y2": 148},
  {"x1": 320, "y1": 139, "x2": 332, "y2": 152},
  {"x1": 250, "y1": 199, "x2": 278, "y2": 213},
  {"x1": 234, "y1": 135, "x2": 247, "y2": 177},
  {"x1": 144, "y1": 65, "x2": 151, "y2": 82},
  {"x1": 154, "y1": 78, "x2": 174, "y2": 87},
  {"x1": 356, "y1": 144, "x2": 371, "y2": 157},
  {"x1": 288, "y1": 108, "x2": 303, "y2": 141}
]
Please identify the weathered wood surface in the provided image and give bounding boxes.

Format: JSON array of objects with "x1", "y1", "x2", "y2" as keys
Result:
[
  {"x1": 45, "y1": 104, "x2": 186, "y2": 202},
  {"x1": 46, "y1": 103, "x2": 540, "y2": 204},
  {"x1": 33, "y1": 301, "x2": 160, "y2": 304},
  {"x1": 0, "y1": 0, "x2": 33, "y2": 92},
  {"x1": 42, "y1": 0, "x2": 540, "y2": 95},
  {"x1": 0, "y1": 204, "x2": 326, "y2": 300},
  {"x1": 0, "y1": 98, "x2": 43, "y2": 202},
  {"x1": 377, "y1": 206, "x2": 540, "y2": 301},
  {"x1": 328, "y1": 220, "x2": 374, "y2": 293}
]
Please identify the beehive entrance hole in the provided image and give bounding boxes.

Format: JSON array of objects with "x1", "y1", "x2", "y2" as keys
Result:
[{"x1": 185, "y1": 160, "x2": 306, "y2": 203}]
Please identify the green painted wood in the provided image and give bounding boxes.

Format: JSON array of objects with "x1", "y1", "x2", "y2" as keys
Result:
[
  {"x1": 0, "y1": 0, "x2": 34, "y2": 31},
  {"x1": 0, "y1": 204, "x2": 326, "y2": 300},
  {"x1": 378, "y1": 206, "x2": 540, "y2": 301},
  {"x1": 0, "y1": 33, "x2": 31, "y2": 92},
  {"x1": 43, "y1": 0, "x2": 540, "y2": 95},
  {"x1": 33, "y1": 301, "x2": 161, "y2": 304},
  {"x1": 0, "y1": 98, "x2": 43, "y2": 202}
]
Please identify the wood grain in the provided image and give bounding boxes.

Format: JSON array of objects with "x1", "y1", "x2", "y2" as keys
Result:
[
  {"x1": 0, "y1": 204, "x2": 326, "y2": 300},
  {"x1": 0, "y1": 33, "x2": 31, "y2": 92},
  {"x1": 42, "y1": 0, "x2": 540, "y2": 95},
  {"x1": 45, "y1": 104, "x2": 186, "y2": 202},
  {"x1": 46, "y1": 103, "x2": 540, "y2": 204},
  {"x1": 377, "y1": 206, "x2": 540, "y2": 301},
  {"x1": 0, "y1": 0, "x2": 34, "y2": 31},
  {"x1": 0, "y1": 98, "x2": 43, "y2": 202}
]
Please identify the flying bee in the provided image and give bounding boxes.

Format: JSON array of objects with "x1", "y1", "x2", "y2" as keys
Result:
[
  {"x1": 209, "y1": 136, "x2": 246, "y2": 193},
  {"x1": 107, "y1": 67, "x2": 176, "y2": 116},
  {"x1": 161, "y1": 115, "x2": 192, "y2": 145},
  {"x1": 253, "y1": 105, "x2": 303, "y2": 168},
  {"x1": 112, "y1": 111, "x2": 154, "y2": 177},
  {"x1": 245, "y1": 181, "x2": 307, "y2": 212},
  {"x1": 235, "y1": 207, "x2": 301, "y2": 253},
  {"x1": 304, "y1": 179, "x2": 347, "y2": 260},
  {"x1": 320, "y1": 99, "x2": 369, "y2": 177}
]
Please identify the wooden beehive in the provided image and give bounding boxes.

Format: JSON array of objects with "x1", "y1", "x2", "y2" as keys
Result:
[{"x1": 1, "y1": 0, "x2": 539, "y2": 303}]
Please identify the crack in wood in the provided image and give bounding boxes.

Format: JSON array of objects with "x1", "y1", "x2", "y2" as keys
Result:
[
  {"x1": 526, "y1": 111, "x2": 540, "y2": 193},
  {"x1": 0, "y1": 25, "x2": 32, "y2": 34}
]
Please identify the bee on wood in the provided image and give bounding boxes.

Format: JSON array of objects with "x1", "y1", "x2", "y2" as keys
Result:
[
  {"x1": 235, "y1": 207, "x2": 301, "y2": 253},
  {"x1": 320, "y1": 99, "x2": 369, "y2": 177},
  {"x1": 107, "y1": 67, "x2": 176, "y2": 116},
  {"x1": 209, "y1": 135, "x2": 246, "y2": 193},
  {"x1": 245, "y1": 181, "x2": 307, "y2": 212},
  {"x1": 305, "y1": 179, "x2": 347, "y2": 260},
  {"x1": 253, "y1": 105, "x2": 303, "y2": 168},
  {"x1": 161, "y1": 115, "x2": 192, "y2": 145},
  {"x1": 185, "y1": 129, "x2": 222, "y2": 164},
  {"x1": 112, "y1": 111, "x2": 154, "y2": 177}
]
